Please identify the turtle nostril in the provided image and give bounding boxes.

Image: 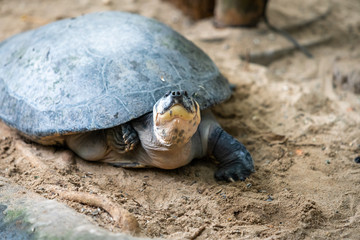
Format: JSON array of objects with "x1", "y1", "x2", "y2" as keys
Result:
[{"x1": 170, "y1": 91, "x2": 184, "y2": 98}]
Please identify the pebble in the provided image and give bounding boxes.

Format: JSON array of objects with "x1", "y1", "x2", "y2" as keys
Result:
[
  {"x1": 354, "y1": 156, "x2": 360, "y2": 163},
  {"x1": 220, "y1": 193, "x2": 226, "y2": 199},
  {"x1": 266, "y1": 195, "x2": 274, "y2": 202}
]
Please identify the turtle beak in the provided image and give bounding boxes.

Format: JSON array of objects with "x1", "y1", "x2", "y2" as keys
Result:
[
  {"x1": 153, "y1": 90, "x2": 199, "y2": 125},
  {"x1": 160, "y1": 104, "x2": 193, "y2": 120},
  {"x1": 159, "y1": 90, "x2": 195, "y2": 113}
]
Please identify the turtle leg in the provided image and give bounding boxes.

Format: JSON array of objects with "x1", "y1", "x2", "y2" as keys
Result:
[
  {"x1": 65, "y1": 131, "x2": 109, "y2": 161},
  {"x1": 208, "y1": 126, "x2": 254, "y2": 182},
  {"x1": 65, "y1": 125, "x2": 143, "y2": 166},
  {"x1": 199, "y1": 110, "x2": 254, "y2": 182},
  {"x1": 106, "y1": 123, "x2": 140, "y2": 154}
]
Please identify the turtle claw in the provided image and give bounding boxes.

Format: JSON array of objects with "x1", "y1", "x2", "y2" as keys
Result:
[
  {"x1": 107, "y1": 123, "x2": 139, "y2": 154},
  {"x1": 215, "y1": 163, "x2": 253, "y2": 182},
  {"x1": 122, "y1": 124, "x2": 139, "y2": 148}
]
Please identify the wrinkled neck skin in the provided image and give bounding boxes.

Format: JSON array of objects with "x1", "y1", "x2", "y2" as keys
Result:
[{"x1": 131, "y1": 112, "x2": 199, "y2": 169}]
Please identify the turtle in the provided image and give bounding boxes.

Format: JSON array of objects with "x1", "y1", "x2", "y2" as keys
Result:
[{"x1": 0, "y1": 11, "x2": 254, "y2": 182}]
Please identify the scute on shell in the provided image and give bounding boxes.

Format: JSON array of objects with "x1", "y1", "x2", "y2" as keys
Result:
[{"x1": 0, "y1": 11, "x2": 231, "y2": 137}]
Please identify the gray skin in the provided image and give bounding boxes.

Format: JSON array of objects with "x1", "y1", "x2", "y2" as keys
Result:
[
  {"x1": 66, "y1": 91, "x2": 254, "y2": 182},
  {"x1": 0, "y1": 12, "x2": 254, "y2": 181}
]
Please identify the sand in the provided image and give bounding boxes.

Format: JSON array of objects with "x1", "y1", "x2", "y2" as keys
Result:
[{"x1": 0, "y1": 0, "x2": 359, "y2": 239}]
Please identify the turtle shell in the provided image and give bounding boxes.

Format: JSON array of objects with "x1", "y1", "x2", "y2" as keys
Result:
[{"x1": 0, "y1": 11, "x2": 231, "y2": 138}]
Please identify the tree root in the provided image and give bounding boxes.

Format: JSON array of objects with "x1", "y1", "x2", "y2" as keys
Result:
[
  {"x1": 57, "y1": 190, "x2": 140, "y2": 234},
  {"x1": 188, "y1": 225, "x2": 206, "y2": 240}
]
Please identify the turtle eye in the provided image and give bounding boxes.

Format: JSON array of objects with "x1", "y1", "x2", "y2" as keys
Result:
[{"x1": 164, "y1": 91, "x2": 171, "y2": 97}]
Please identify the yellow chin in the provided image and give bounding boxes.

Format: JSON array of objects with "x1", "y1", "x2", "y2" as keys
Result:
[
  {"x1": 158, "y1": 104, "x2": 196, "y2": 122},
  {"x1": 153, "y1": 102, "x2": 201, "y2": 146}
]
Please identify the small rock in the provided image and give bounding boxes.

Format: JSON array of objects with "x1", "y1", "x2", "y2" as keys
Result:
[
  {"x1": 266, "y1": 195, "x2": 274, "y2": 202},
  {"x1": 220, "y1": 193, "x2": 226, "y2": 199},
  {"x1": 196, "y1": 187, "x2": 205, "y2": 194},
  {"x1": 354, "y1": 156, "x2": 360, "y2": 163},
  {"x1": 92, "y1": 208, "x2": 101, "y2": 216}
]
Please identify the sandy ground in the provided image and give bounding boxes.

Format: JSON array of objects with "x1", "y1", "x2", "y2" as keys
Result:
[{"x1": 1, "y1": 0, "x2": 360, "y2": 239}]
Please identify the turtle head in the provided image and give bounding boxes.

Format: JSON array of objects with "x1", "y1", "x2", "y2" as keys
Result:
[{"x1": 153, "y1": 90, "x2": 201, "y2": 146}]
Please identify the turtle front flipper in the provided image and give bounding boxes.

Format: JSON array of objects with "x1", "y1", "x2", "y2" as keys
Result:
[
  {"x1": 107, "y1": 123, "x2": 139, "y2": 154},
  {"x1": 208, "y1": 126, "x2": 254, "y2": 182}
]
